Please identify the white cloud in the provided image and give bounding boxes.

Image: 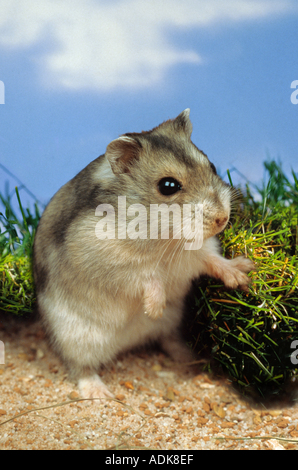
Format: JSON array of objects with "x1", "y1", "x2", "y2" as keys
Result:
[{"x1": 0, "y1": 0, "x2": 297, "y2": 92}]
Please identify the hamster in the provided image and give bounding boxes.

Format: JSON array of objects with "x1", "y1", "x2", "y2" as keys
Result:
[{"x1": 33, "y1": 109, "x2": 254, "y2": 399}]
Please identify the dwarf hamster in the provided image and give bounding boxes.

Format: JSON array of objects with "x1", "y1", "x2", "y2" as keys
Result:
[{"x1": 33, "y1": 109, "x2": 254, "y2": 399}]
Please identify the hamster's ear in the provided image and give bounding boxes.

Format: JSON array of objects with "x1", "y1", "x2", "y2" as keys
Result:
[
  {"x1": 172, "y1": 109, "x2": 192, "y2": 138},
  {"x1": 105, "y1": 136, "x2": 141, "y2": 175}
]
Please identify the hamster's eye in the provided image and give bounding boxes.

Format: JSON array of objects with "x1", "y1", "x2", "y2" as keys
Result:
[
  {"x1": 158, "y1": 177, "x2": 182, "y2": 196},
  {"x1": 210, "y1": 162, "x2": 217, "y2": 175}
]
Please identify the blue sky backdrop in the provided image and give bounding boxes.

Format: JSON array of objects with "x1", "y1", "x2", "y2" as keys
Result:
[{"x1": 0, "y1": 0, "x2": 298, "y2": 210}]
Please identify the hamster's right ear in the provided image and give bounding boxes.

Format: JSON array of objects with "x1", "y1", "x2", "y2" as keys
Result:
[
  {"x1": 172, "y1": 109, "x2": 192, "y2": 138},
  {"x1": 105, "y1": 136, "x2": 142, "y2": 175}
]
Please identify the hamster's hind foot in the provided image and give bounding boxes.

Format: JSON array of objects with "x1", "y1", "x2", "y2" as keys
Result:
[
  {"x1": 161, "y1": 334, "x2": 195, "y2": 364},
  {"x1": 78, "y1": 374, "x2": 114, "y2": 400}
]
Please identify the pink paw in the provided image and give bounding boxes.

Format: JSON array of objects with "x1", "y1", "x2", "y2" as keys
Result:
[
  {"x1": 78, "y1": 375, "x2": 114, "y2": 400},
  {"x1": 144, "y1": 278, "x2": 166, "y2": 320},
  {"x1": 223, "y1": 256, "x2": 255, "y2": 290}
]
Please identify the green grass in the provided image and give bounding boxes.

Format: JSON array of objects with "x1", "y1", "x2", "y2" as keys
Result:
[
  {"x1": 0, "y1": 159, "x2": 297, "y2": 396},
  {"x1": 190, "y1": 160, "x2": 298, "y2": 396},
  {"x1": 0, "y1": 187, "x2": 40, "y2": 314}
]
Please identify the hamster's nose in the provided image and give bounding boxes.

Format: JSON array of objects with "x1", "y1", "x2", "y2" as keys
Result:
[{"x1": 215, "y1": 216, "x2": 228, "y2": 228}]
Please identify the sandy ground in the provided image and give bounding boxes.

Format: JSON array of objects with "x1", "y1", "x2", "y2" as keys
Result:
[{"x1": 1, "y1": 311, "x2": 298, "y2": 451}]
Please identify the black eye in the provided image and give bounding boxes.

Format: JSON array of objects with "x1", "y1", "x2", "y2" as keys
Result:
[
  {"x1": 158, "y1": 177, "x2": 182, "y2": 196},
  {"x1": 210, "y1": 162, "x2": 217, "y2": 175}
]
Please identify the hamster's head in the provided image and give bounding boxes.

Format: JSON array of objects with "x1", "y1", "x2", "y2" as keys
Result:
[{"x1": 105, "y1": 109, "x2": 233, "y2": 243}]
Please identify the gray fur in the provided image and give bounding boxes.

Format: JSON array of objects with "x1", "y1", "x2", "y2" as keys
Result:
[{"x1": 33, "y1": 110, "x2": 254, "y2": 398}]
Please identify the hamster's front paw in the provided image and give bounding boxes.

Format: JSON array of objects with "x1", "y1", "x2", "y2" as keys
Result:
[
  {"x1": 205, "y1": 255, "x2": 255, "y2": 291},
  {"x1": 222, "y1": 256, "x2": 255, "y2": 291},
  {"x1": 78, "y1": 374, "x2": 114, "y2": 400},
  {"x1": 144, "y1": 304, "x2": 165, "y2": 320},
  {"x1": 143, "y1": 278, "x2": 166, "y2": 320}
]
